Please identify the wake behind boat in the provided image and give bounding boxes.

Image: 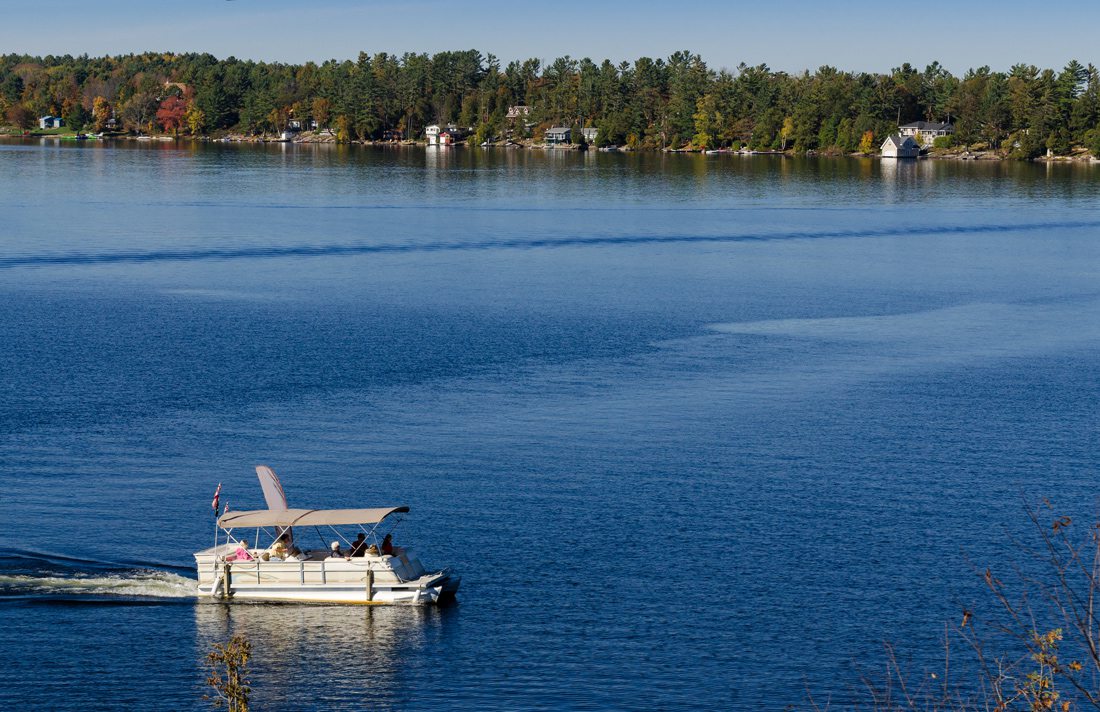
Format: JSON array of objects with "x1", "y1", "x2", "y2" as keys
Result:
[{"x1": 195, "y1": 466, "x2": 459, "y2": 605}]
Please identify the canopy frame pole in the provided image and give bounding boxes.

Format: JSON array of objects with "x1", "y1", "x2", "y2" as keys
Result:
[
  {"x1": 355, "y1": 524, "x2": 377, "y2": 549},
  {"x1": 367, "y1": 515, "x2": 400, "y2": 542},
  {"x1": 377, "y1": 516, "x2": 403, "y2": 542},
  {"x1": 330, "y1": 525, "x2": 350, "y2": 546}
]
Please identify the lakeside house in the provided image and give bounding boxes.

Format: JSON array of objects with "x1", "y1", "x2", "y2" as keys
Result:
[
  {"x1": 38, "y1": 116, "x2": 63, "y2": 129},
  {"x1": 506, "y1": 106, "x2": 532, "y2": 121},
  {"x1": 426, "y1": 124, "x2": 457, "y2": 145},
  {"x1": 426, "y1": 123, "x2": 470, "y2": 145},
  {"x1": 898, "y1": 120, "x2": 954, "y2": 147},
  {"x1": 581, "y1": 127, "x2": 598, "y2": 144},
  {"x1": 881, "y1": 134, "x2": 920, "y2": 158},
  {"x1": 505, "y1": 106, "x2": 536, "y2": 138},
  {"x1": 545, "y1": 127, "x2": 571, "y2": 145}
]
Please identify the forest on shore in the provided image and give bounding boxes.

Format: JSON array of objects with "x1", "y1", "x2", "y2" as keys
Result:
[{"x1": 2, "y1": 50, "x2": 1099, "y2": 157}]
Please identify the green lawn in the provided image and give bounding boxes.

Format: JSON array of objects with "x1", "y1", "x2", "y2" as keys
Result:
[{"x1": 2, "y1": 127, "x2": 85, "y2": 137}]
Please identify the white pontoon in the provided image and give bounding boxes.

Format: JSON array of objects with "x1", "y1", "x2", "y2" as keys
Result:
[{"x1": 195, "y1": 467, "x2": 460, "y2": 605}]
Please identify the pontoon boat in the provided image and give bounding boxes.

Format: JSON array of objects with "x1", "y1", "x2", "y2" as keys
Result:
[{"x1": 194, "y1": 467, "x2": 460, "y2": 605}]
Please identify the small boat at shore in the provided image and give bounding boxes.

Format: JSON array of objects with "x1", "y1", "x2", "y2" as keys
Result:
[{"x1": 194, "y1": 466, "x2": 460, "y2": 605}]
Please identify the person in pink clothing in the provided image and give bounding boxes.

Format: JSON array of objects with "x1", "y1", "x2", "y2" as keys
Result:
[{"x1": 228, "y1": 539, "x2": 254, "y2": 561}]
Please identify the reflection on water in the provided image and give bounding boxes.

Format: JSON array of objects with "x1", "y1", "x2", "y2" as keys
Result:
[
  {"x1": 195, "y1": 602, "x2": 450, "y2": 708},
  {"x1": 423, "y1": 144, "x2": 450, "y2": 173}
]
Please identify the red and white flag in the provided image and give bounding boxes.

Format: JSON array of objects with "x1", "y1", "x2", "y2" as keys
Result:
[{"x1": 211, "y1": 483, "x2": 221, "y2": 515}]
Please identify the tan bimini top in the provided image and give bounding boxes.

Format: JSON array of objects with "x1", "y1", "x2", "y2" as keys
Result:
[{"x1": 218, "y1": 507, "x2": 409, "y2": 529}]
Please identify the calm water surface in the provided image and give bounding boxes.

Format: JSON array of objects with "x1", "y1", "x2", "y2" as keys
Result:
[{"x1": 1, "y1": 141, "x2": 1098, "y2": 709}]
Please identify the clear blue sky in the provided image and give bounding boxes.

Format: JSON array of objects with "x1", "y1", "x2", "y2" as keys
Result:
[{"x1": 2, "y1": 0, "x2": 1096, "y2": 74}]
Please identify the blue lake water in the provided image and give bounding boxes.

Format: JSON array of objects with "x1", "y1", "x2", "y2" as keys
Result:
[{"x1": 1, "y1": 141, "x2": 1098, "y2": 709}]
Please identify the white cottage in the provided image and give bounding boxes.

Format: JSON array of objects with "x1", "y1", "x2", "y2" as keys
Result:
[
  {"x1": 881, "y1": 134, "x2": 920, "y2": 158},
  {"x1": 426, "y1": 123, "x2": 462, "y2": 145}
]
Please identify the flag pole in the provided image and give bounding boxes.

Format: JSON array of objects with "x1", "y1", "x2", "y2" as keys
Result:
[
  {"x1": 211, "y1": 510, "x2": 219, "y2": 586},
  {"x1": 212, "y1": 483, "x2": 222, "y2": 560}
]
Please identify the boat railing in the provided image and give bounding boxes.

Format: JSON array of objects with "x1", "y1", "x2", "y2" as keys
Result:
[{"x1": 216, "y1": 554, "x2": 405, "y2": 587}]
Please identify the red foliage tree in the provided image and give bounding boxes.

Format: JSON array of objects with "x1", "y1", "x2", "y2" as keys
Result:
[
  {"x1": 5, "y1": 103, "x2": 35, "y2": 130},
  {"x1": 156, "y1": 96, "x2": 187, "y2": 135}
]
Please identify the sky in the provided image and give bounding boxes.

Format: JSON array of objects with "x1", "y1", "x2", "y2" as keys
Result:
[{"x1": 2, "y1": 0, "x2": 1097, "y2": 75}]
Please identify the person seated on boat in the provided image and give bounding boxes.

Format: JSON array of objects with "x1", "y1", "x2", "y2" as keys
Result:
[
  {"x1": 329, "y1": 541, "x2": 348, "y2": 559},
  {"x1": 228, "y1": 540, "x2": 254, "y2": 561},
  {"x1": 381, "y1": 533, "x2": 394, "y2": 556},
  {"x1": 270, "y1": 537, "x2": 288, "y2": 560},
  {"x1": 349, "y1": 533, "x2": 368, "y2": 557}
]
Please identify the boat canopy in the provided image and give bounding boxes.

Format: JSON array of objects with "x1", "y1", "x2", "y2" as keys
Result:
[{"x1": 218, "y1": 506, "x2": 409, "y2": 529}]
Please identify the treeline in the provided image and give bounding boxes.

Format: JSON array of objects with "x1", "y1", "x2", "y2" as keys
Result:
[{"x1": 2, "y1": 50, "x2": 1100, "y2": 157}]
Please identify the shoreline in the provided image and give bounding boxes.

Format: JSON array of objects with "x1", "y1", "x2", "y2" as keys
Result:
[{"x1": 3, "y1": 131, "x2": 1098, "y2": 163}]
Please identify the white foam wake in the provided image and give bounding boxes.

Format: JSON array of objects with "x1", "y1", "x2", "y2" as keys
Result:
[
  {"x1": 0, "y1": 571, "x2": 198, "y2": 599},
  {"x1": 708, "y1": 299, "x2": 1100, "y2": 359}
]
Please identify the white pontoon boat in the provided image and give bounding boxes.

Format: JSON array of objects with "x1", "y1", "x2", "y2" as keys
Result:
[{"x1": 195, "y1": 467, "x2": 460, "y2": 605}]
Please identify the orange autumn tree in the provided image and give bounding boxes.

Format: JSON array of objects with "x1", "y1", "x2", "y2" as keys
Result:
[
  {"x1": 858, "y1": 130, "x2": 875, "y2": 154},
  {"x1": 92, "y1": 96, "x2": 112, "y2": 132},
  {"x1": 156, "y1": 96, "x2": 187, "y2": 135}
]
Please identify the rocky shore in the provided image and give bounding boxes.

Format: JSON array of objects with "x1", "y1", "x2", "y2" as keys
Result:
[
  {"x1": 6, "y1": 128, "x2": 1097, "y2": 161},
  {"x1": 198, "y1": 132, "x2": 1100, "y2": 161}
]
